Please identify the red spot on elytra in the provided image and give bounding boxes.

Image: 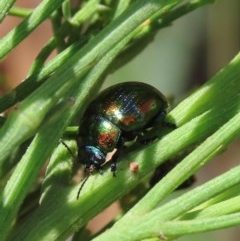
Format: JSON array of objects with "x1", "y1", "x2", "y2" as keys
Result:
[
  {"x1": 122, "y1": 115, "x2": 136, "y2": 125},
  {"x1": 139, "y1": 100, "x2": 154, "y2": 114},
  {"x1": 98, "y1": 132, "x2": 117, "y2": 149}
]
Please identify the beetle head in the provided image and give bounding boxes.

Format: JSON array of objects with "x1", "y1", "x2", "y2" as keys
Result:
[
  {"x1": 78, "y1": 145, "x2": 106, "y2": 172},
  {"x1": 76, "y1": 146, "x2": 105, "y2": 199}
]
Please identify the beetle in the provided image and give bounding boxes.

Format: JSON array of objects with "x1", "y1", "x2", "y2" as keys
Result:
[{"x1": 77, "y1": 81, "x2": 175, "y2": 189}]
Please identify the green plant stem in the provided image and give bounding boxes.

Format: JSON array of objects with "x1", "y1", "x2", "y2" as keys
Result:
[
  {"x1": 151, "y1": 116, "x2": 240, "y2": 221},
  {"x1": 0, "y1": 0, "x2": 16, "y2": 22},
  {"x1": 98, "y1": 212, "x2": 240, "y2": 240},
  {"x1": 0, "y1": 63, "x2": 89, "y2": 174},
  {"x1": 0, "y1": 100, "x2": 72, "y2": 241},
  {"x1": 0, "y1": 0, "x2": 65, "y2": 59},
  {"x1": 127, "y1": 211, "x2": 240, "y2": 240},
  {"x1": 161, "y1": 213, "x2": 240, "y2": 237},
  {"x1": 200, "y1": 184, "x2": 240, "y2": 207},
  {"x1": 0, "y1": 41, "x2": 81, "y2": 113},
  {"x1": 112, "y1": 0, "x2": 132, "y2": 19},
  {"x1": 8, "y1": 6, "x2": 32, "y2": 18},
  {"x1": 64, "y1": 126, "x2": 79, "y2": 136},
  {"x1": 62, "y1": 0, "x2": 71, "y2": 20},
  {"x1": 27, "y1": 0, "x2": 101, "y2": 76},
  {"x1": 69, "y1": 0, "x2": 101, "y2": 26},
  {"x1": 192, "y1": 195, "x2": 240, "y2": 219},
  {"x1": 157, "y1": 0, "x2": 216, "y2": 28},
  {"x1": 50, "y1": 9, "x2": 66, "y2": 52}
]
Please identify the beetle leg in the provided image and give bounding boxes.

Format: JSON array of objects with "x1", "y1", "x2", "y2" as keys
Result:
[
  {"x1": 110, "y1": 162, "x2": 117, "y2": 176},
  {"x1": 109, "y1": 150, "x2": 119, "y2": 176},
  {"x1": 109, "y1": 147, "x2": 123, "y2": 176},
  {"x1": 98, "y1": 166, "x2": 104, "y2": 175},
  {"x1": 109, "y1": 136, "x2": 126, "y2": 176},
  {"x1": 162, "y1": 119, "x2": 176, "y2": 129},
  {"x1": 137, "y1": 132, "x2": 158, "y2": 145},
  {"x1": 135, "y1": 110, "x2": 176, "y2": 145}
]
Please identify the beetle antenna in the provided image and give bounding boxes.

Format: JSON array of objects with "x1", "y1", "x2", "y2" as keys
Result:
[
  {"x1": 60, "y1": 138, "x2": 75, "y2": 159},
  {"x1": 77, "y1": 172, "x2": 90, "y2": 199}
]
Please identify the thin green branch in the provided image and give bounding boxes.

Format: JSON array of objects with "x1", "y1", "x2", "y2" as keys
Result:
[
  {"x1": 62, "y1": 0, "x2": 72, "y2": 20},
  {"x1": 157, "y1": 0, "x2": 216, "y2": 28},
  {"x1": 112, "y1": 0, "x2": 132, "y2": 19},
  {"x1": 8, "y1": 6, "x2": 32, "y2": 18},
  {"x1": 0, "y1": 0, "x2": 17, "y2": 22},
  {"x1": 0, "y1": 0, "x2": 65, "y2": 59},
  {"x1": 50, "y1": 9, "x2": 66, "y2": 52},
  {"x1": 0, "y1": 41, "x2": 82, "y2": 113},
  {"x1": 0, "y1": 100, "x2": 73, "y2": 241},
  {"x1": 192, "y1": 195, "x2": 240, "y2": 219},
  {"x1": 151, "y1": 114, "x2": 240, "y2": 221},
  {"x1": 69, "y1": 0, "x2": 101, "y2": 26},
  {"x1": 185, "y1": 184, "x2": 240, "y2": 216},
  {"x1": 159, "y1": 213, "x2": 240, "y2": 238},
  {"x1": 27, "y1": 0, "x2": 100, "y2": 76}
]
